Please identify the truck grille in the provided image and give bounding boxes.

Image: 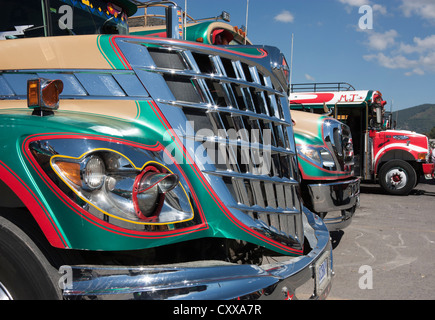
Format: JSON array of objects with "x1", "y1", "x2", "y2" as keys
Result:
[
  {"x1": 323, "y1": 120, "x2": 354, "y2": 172},
  {"x1": 126, "y1": 40, "x2": 304, "y2": 249}
]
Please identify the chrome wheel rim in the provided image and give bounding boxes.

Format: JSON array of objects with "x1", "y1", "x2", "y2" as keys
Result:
[
  {"x1": 385, "y1": 168, "x2": 407, "y2": 190},
  {"x1": 0, "y1": 281, "x2": 12, "y2": 300}
]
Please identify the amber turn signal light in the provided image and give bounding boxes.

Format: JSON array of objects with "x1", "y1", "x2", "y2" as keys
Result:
[
  {"x1": 56, "y1": 161, "x2": 81, "y2": 186},
  {"x1": 27, "y1": 78, "x2": 64, "y2": 111},
  {"x1": 417, "y1": 153, "x2": 427, "y2": 161}
]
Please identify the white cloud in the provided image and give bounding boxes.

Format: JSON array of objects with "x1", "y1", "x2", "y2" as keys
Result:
[
  {"x1": 421, "y1": 51, "x2": 435, "y2": 71},
  {"x1": 338, "y1": 0, "x2": 388, "y2": 15},
  {"x1": 401, "y1": 0, "x2": 435, "y2": 21},
  {"x1": 339, "y1": 0, "x2": 370, "y2": 6},
  {"x1": 305, "y1": 74, "x2": 315, "y2": 81},
  {"x1": 274, "y1": 10, "x2": 295, "y2": 23},
  {"x1": 366, "y1": 29, "x2": 398, "y2": 51},
  {"x1": 372, "y1": 4, "x2": 387, "y2": 15},
  {"x1": 363, "y1": 53, "x2": 418, "y2": 69},
  {"x1": 405, "y1": 68, "x2": 425, "y2": 76},
  {"x1": 364, "y1": 48, "x2": 435, "y2": 75},
  {"x1": 399, "y1": 35, "x2": 435, "y2": 54},
  {"x1": 346, "y1": 1, "x2": 435, "y2": 76}
]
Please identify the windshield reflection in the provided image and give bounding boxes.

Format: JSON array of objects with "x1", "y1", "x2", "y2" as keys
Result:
[{"x1": 50, "y1": 0, "x2": 129, "y2": 36}]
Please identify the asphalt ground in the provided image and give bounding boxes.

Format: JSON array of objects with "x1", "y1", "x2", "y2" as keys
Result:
[{"x1": 327, "y1": 177, "x2": 435, "y2": 300}]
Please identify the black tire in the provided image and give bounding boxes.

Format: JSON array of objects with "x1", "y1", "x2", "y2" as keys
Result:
[
  {"x1": 378, "y1": 160, "x2": 417, "y2": 195},
  {"x1": 0, "y1": 213, "x2": 62, "y2": 300}
]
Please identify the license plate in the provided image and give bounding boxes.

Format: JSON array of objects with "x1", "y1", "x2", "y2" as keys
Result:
[
  {"x1": 315, "y1": 251, "x2": 330, "y2": 293},
  {"x1": 318, "y1": 259, "x2": 328, "y2": 285}
]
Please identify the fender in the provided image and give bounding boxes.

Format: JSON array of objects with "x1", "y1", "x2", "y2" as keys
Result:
[
  {"x1": 374, "y1": 145, "x2": 425, "y2": 173},
  {"x1": 0, "y1": 161, "x2": 68, "y2": 248}
]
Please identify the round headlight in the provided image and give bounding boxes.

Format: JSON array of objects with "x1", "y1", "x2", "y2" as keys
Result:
[
  {"x1": 133, "y1": 167, "x2": 179, "y2": 220},
  {"x1": 83, "y1": 156, "x2": 105, "y2": 190}
]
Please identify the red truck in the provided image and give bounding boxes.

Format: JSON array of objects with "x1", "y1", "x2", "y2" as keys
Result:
[{"x1": 290, "y1": 82, "x2": 434, "y2": 195}]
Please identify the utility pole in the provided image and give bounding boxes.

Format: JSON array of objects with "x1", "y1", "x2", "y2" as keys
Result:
[
  {"x1": 289, "y1": 33, "x2": 294, "y2": 96},
  {"x1": 184, "y1": 0, "x2": 187, "y2": 40},
  {"x1": 245, "y1": 0, "x2": 249, "y2": 45}
]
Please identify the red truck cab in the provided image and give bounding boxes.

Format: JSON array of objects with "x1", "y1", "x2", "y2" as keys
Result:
[{"x1": 290, "y1": 82, "x2": 434, "y2": 195}]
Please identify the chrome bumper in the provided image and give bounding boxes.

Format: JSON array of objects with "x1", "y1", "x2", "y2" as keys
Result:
[
  {"x1": 306, "y1": 177, "x2": 360, "y2": 231},
  {"x1": 307, "y1": 177, "x2": 360, "y2": 213},
  {"x1": 321, "y1": 205, "x2": 356, "y2": 231},
  {"x1": 62, "y1": 207, "x2": 333, "y2": 300}
]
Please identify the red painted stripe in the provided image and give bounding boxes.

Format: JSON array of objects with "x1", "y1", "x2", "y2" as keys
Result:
[
  {"x1": 108, "y1": 35, "x2": 131, "y2": 70},
  {"x1": 107, "y1": 35, "x2": 268, "y2": 71},
  {"x1": 290, "y1": 93, "x2": 335, "y2": 105},
  {"x1": 0, "y1": 161, "x2": 67, "y2": 248}
]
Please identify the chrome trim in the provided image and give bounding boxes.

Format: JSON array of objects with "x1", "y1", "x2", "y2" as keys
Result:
[
  {"x1": 230, "y1": 203, "x2": 302, "y2": 247},
  {"x1": 230, "y1": 204, "x2": 300, "y2": 215},
  {"x1": 183, "y1": 133, "x2": 296, "y2": 156},
  {"x1": 62, "y1": 207, "x2": 333, "y2": 300},
  {"x1": 322, "y1": 206, "x2": 356, "y2": 232},
  {"x1": 323, "y1": 119, "x2": 354, "y2": 172},
  {"x1": 203, "y1": 170, "x2": 298, "y2": 185},
  {"x1": 139, "y1": 66, "x2": 285, "y2": 96},
  {"x1": 118, "y1": 37, "x2": 304, "y2": 250},
  {"x1": 306, "y1": 177, "x2": 360, "y2": 214},
  {"x1": 382, "y1": 167, "x2": 409, "y2": 191},
  {"x1": 156, "y1": 98, "x2": 290, "y2": 126},
  {"x1": 0, "y1": 282, "x2": 12, "y2": 300},
  {"x1": 0, "y1": 69, "x2": 150, "y2": 99}
]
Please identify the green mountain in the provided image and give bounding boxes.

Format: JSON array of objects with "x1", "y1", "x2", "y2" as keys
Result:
[{"x1": 392, "y1": 104, "x2": 435, "y2": 135}]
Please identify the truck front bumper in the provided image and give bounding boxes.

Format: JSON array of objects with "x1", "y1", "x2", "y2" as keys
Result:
[
  {"x1": 422, "y1": 163, "x2": 434, "y2": 179},
  {"x1": 306, "y1": 177, "x2": 360, "y2": 231},
  {"x1": 61, "y1": 207, "x2": 333, "y2": 300}
]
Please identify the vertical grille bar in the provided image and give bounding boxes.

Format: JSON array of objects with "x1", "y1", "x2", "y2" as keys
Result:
[{"x1": 143, "y1": 45, "x2": 303, "y2": 247}]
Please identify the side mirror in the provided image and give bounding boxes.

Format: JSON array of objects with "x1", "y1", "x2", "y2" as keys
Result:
[
  {"x1": 220, "y1": 11, "x2": 231, "y2": 22},
  {"x1": 375, "y1": 106, "x2": 382, "y2": 125},
  {"x1": 165, "y1": 5, "x2": 183, "y2": 39}
]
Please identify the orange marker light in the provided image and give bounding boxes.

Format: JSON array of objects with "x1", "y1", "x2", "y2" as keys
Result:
[
  {"x1": 56, "y1": 161, "x2": 81, "y2": 186},
  {"x1": 27, "y1": 79, "x2": 41, "y2": 107},
  {"x1": 417, "y1": 153, "x2": 428, "y2": 161},
  {"x1": 27, "y1": 78, "x2": 63, "y2": 111}
]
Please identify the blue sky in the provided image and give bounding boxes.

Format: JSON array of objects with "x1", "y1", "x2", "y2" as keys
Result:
[{"x1": 145, "y1": 0, "x2": 435, "y2": 112}]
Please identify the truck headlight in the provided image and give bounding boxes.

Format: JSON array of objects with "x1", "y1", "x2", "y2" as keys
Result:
[
  {"x1": 83, "y1": 155, "x2": 105, "y2": 190},
  {"x1": 319, "y1": 148, "x2": 336, "y2": 169},
  {"x1": 298, "y1": 145, "x2": 321, "y2": 164},
  {"x1": 28, "y1": 138, "x2": 194, "y2": 229},
  {"x1": 297, "y1": 145, "x2": 337, "y2": 170}
]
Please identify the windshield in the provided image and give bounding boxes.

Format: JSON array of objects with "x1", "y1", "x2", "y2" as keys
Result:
[
  {"x1": 0, "y1": 0, "x2": 45, "y2": 39},
  {"x1": 50, "y1": 0, "x2": 129, "y2": 36},
  {"x1": 0, "y1": 0, "x2": 129, "y2": 39}
]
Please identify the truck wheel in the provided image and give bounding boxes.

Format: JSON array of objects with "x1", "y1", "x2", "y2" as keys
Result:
[
  {"x1": 0, "y1": 214, "x2": 62, "y2": 300},
  {"x1": 378, "y1": 160, "x2": 416, "y2": 195}
]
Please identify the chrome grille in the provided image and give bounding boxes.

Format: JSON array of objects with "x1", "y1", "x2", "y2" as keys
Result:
[
  {"x1": 138, "y1": 44, "x2": 303, "y2": 247},
  {"x1": 342, "y1": 123, "x2": 355, "y2": 169},
  {"x1": 323, "y1": 119, "x2": 354, "y2": 172}
]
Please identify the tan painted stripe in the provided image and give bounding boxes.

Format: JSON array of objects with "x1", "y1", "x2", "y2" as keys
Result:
[
  {"x1": 0, "y1": 35, "x2": 110, "y2": 70},
  {"x1": 291, "y1": 110, "x2": 322, "y2": 137},
  {"x1": 0, "y1": 99, "x2": 139, "y2": 121}
]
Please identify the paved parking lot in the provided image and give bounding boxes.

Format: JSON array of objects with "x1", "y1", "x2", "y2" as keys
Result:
[{"x1": 328, "y1": 178, "x2": 435, "y2": 300}]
